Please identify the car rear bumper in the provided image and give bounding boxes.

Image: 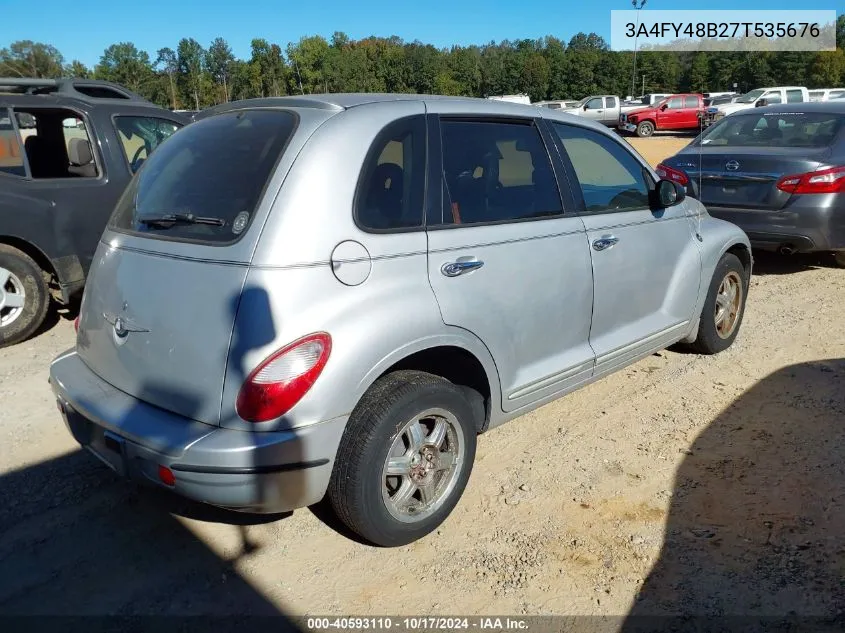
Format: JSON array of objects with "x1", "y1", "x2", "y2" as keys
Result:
[
  {"x1": 49, "y1": 348, "x2": 346, "y2": 513},
  {"x1": 705, "y1": 200, "x2": 845, "y2": 253}
]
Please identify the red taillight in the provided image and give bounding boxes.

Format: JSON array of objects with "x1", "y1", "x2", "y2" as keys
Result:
[
  {"x1": 73, "y1": 316, "x2": 80, "y2": 332},
  {"x1": 776, "y1": 165, "x2": 845, "y2": 195},
  {"x1": 236, "y1": 332, "x2": 332, "y2": 423},
  {"x1": 656, "y1": 162, "x2": 690, "y2": 186},
  {"x1": 158, "y1": 465, "x2": 175, "y2": 486}
]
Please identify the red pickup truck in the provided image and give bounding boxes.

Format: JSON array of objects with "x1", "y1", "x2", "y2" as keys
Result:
[{"x1": 618, "y1": 94, "x2": 704, "y2": 137}]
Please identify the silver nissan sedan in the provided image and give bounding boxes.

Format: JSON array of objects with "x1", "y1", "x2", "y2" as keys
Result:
[{"x1": 49, "y1": 94, "x2": 752, "y2": 546}]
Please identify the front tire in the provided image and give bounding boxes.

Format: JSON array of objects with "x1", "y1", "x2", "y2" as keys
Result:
[
  {"x1": 636, "y1": 120, "x2": 655, "y2": 137},
  {"x1": 328, "y1": 370, "x2": 478, "y2": 547},
  {"x1": 689, "y1": 252, "x2": 748, "y2": 355},
  {"x1": 0, "y1": 245, "x2": 50, "y2": 348}
]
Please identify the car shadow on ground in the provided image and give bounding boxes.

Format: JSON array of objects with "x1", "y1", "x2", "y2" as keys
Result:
[
  {"x1": 621, "y1": 359, "x2": 845, "y2": 631},
  {"x1": 0, "y1": 449, "x2": 301, "y2": 625},
  {"x1": 749, "y1": 250, "x2": 838, "y2": 276},
  {"x1": 0, "y1": 286, "x2": 308, "y2": 623},
  {"x1": 30, "y1": 297, "x2": 80, "y2": 340}
]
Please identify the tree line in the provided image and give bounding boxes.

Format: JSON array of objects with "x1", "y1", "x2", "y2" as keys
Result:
[{"x1": 2, "y1": 17, "x2": 844, "y2": 111}]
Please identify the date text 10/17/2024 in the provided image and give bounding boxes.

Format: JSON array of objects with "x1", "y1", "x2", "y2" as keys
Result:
[{"x1": 307, "y1": 617, "x2": 529, "y2": 631}]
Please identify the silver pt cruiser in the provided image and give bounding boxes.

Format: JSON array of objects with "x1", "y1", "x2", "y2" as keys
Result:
[{"x1": 49, "y1": 94, "x2": 752, "y2": 546}]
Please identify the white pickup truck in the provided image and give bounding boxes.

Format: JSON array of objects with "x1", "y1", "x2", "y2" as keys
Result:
[
  {"x1": 710, "y1": 86, "x2": 810, "y2": 120},
  {"x1": 560, "y1": 95, "x2": 647, "y2": 127}
]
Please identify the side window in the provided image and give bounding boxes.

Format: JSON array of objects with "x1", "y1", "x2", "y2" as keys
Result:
[
  {"x1": 0, "y1": 110, "x2": 26, "y2": 177},
  {"x1": 552, "y1": 122, "x2": 651, "y2": 214},
  {"x1": 355, "y1": 115, "x2": 425, "y2": 231},
  {"x1": 830, "y1": 90, "x2": 845, "y2": 100},
  {"x1": 114, "y1": 116, "x2": 181, "y2": 174},
  {"x1": 15, "y1": 108, "x2": 99, "y2": 179},
  {"x1": 585, "y1": 98, "x2": 603, "y2": 110},
  {"x1": 666, "y1": 97, "x2": 684, "y2": 109},
  {"x1": 684, "y1": 96, "x2": 699, "y2": 108},
  {"x1": 438, "y1": 119, "x2": 562, "y2": 226},
  {"x1": 605, "y1": 97, "x2": 617, "y2": 108},
  {"x1": 785, "y1": 89, "x2": 804, "y2": 103},
  {"x1": 764, "y1": 93, "x2": 783, "y2": 104}
]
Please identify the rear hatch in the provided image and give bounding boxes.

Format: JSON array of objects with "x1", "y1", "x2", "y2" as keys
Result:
[
  {"x1": 667, "y1": 109, "x2": 841, "y2": 211},
  {"x1": 75, "y1": 108, "x2": 308, "y2": 426}
]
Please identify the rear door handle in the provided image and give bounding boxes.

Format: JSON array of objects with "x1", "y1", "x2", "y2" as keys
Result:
[
  {"x1": 592, "y1": 236, "x2": 619, "y2": 251},
  {"x1": 441, "y1": 259, "x2": 484, "y2": 277}
]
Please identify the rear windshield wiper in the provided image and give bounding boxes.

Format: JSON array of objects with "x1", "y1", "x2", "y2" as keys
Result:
[{"x1": 137, "y1": 213, "x2": 225, "y2": 228}]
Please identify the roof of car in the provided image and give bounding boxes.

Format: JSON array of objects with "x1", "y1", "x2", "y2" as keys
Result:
[
  {"x1": 0, "y1": 77, "x2": 154, "y2": 106},
  {"x1": 744, "y1": 101, "x2": 845, "y2": 115},
  {"x1": 196, "y1": 92, "x2": 612, "y2": 122}
]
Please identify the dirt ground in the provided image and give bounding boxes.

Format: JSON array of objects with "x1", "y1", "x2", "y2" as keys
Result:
[{"x1": 2, "y1": 135, "x2": 844, "y2": 622}]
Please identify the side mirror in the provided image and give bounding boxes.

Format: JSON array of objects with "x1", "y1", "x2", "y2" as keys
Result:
[
  {"x1": 654, "y1": 179, "x2": 686, "y2": 208},
  {"x1": 756, "y1": 98, "x2": 768, "y2": 107},
  {"x1": 583, "y1": 104, "x2": 589, "y2": 111}
]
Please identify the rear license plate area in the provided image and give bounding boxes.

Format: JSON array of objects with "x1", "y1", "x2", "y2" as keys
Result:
[
  {"x1": 59, "y1": 401, "x2": 128, "y2": 478},
  {"x1": 88, "y1": 430, "x2": 128, "y2": 478}
]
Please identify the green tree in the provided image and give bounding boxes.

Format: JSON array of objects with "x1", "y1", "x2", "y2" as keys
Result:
[
  {"x1": 541, "y1": 36, "x2": 569, "y2": 99},
  {"x1": 94, "y1": 42, "x2": 154, "y2": 94},
  {"x1": 809, "y1": 50, "x2": 845, "y2": 87},
  {"x1": 286, "y1": 36, "x2": 332, "y2": 94},
  {"x1": 206, "y1": 37, "x2": 235, "y2": 102},
  {"x1": 177, "y1": 38, "x2": 207, "y2": 109},
  {"x1": 65, "y1": 60, "x2": 90, "y2": 78},
  {"x1": 445, "y1": 45, "x2": 482, "y2": 96},
  {"x1": 0, "y1": 40, "x2": 64, "y2": 77},
  {"x1": 686, "y1": 53, "x2": 710, "y2": 92},
  {"x1": 155, "y1": 47, "x2": 179, "y2": 109},
  {"x1": 248, "y1": 38, "x2": 287, "y2": 97}
]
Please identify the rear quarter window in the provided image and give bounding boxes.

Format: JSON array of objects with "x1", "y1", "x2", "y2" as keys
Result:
[{"x1": 110, "y1": 109, "x2": 297, "y2": 244}]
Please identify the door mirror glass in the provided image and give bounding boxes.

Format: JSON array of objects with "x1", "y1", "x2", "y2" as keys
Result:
[{"x1": 655, "y1": 179, "x2": 685, "y2": 207}]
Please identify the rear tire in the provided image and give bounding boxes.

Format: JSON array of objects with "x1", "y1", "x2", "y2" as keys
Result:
[
  {"x1": 689, "y1": 252, "x2": 748, "y2": 355},
  {"x1": 636, "y1": 120, "x2": 655, "y2": 137},
  {"x1": 0, "y1": 245, "x2": 50, "y2": 348},
  {"x1": 327, "y1": 370, "x2": 478, "y2": 547}
]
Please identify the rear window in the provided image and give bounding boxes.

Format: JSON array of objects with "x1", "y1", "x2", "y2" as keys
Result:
[
  {"x1": 697, "y1": 112, "x2": 845, "y2": 148},
  {"x1": 110, "y1": 109, "x2": 296, "y2": 244}
]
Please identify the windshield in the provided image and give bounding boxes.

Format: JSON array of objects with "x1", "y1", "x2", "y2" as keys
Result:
[
  {"x1": 109, "y1": 109, "x2": 297, "y2": 244},
  {"x1": 695, "y1": 111, "x2": 844, "y2": 148},
  {"x1": 735, "y1": 89, "x2": 767, "y2": 104}
]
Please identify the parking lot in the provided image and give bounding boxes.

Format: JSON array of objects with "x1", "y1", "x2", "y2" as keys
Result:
[{"x1": 2, "y1": 135, "x2": 844, "y2": 618}]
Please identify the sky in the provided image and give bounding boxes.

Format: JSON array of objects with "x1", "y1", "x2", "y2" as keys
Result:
[{"x1": 2, "y1": 0, "x2": 843, "y2": 67}]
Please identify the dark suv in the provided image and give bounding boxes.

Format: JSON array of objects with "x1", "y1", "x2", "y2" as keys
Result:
[{"x1": 0, "y1": 77, "x2": 188, "y2": 347}]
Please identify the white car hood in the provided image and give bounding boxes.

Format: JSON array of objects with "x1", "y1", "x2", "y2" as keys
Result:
[{"x1": 716, "y1": 102, "x2": 752, "y2": 115}]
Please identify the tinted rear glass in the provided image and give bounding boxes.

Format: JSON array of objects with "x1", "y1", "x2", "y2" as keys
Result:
[
  {"x1": 110, "y1": 109, "x2": 296, "y2": 244},
  {"x1": 697, "y1": 112, "x2": 845, "y2": 148}
]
